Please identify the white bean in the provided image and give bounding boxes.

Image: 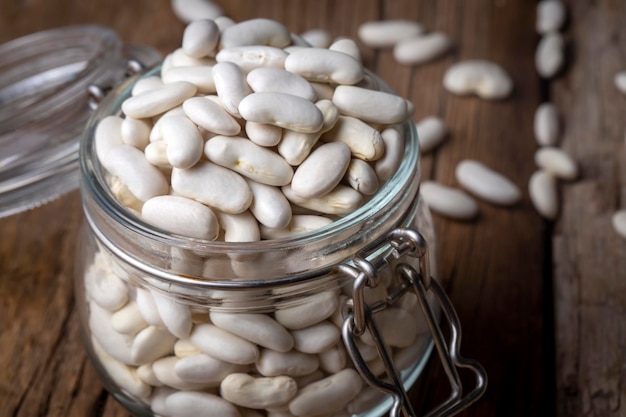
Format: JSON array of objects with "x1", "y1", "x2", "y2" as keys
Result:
[
  {"x1": 534, "y1": 103, "x2": 560, "y2": 146},
  {"x1": 150, "y1": 289, "x2": 193, "y2": 338},
  {"x1": 375, "y1": 126, "x2": 405, "y2": 181},
  {"x1": 357, "y1": 20, "x2": 424, "y2": 48},
  {"x1": 216, "y1": 46, "x2": 288, "y2": 72},
  {"x1": 534, "y1": 147, "x2": 578, "y2": 180},
  {"x1": 174, "y1": 353, "x2": 243, "y2": 384},
  {"x1": 144, "y1": 141, "x2": 170, "y2": 168},
  {"x1": 190, "y1": 323, "x2": 259, "y2": 365},
  {"x1": 174, "y1": 338, "x2": 203, "y2": 358},
  {"x1": 171, "y1": 161, "x2": 252, "y2": 214},
  {"x1": 291, "y1": 142, "x2": 351, "y2": 199},
  {"x1": 132, "y1": 325, "x2": 177, "y2": 364},
  {"x1": 300, "y1": 29, "x2": 332, "y2": 48},
  {"x1": 165, "y1": 390, "x2": 241, "y2": 417},
  {"x1": 245, "y1": 121, "x2": 282, "y2": 147},
  {"x1": 443, "y1": 60, "x2": 513, "y2": 100},
  {"x1": 205, "y1": 136, "x2": 294, "y2": 186},
  {"x1": 260, "y1": 215, "x2": 333, "y2": 240},
  {"x1": 91, "y1": 338, "x2": 152, "y2": 399},
  {"x1": 415, "y1": 116, "x2": 448, "y2": 153},
  {"x1": 162, "y1": 66, "x2": 216, "y2": 93},
  {"x1": 170, "y1": 47, "x2": 216, "y2": 67},
  {"x1": 239, "y1": 92, "x2": 324, "y2": 133},
  {"x1": 210, "y1": 312, "x2": 294, "y2": 352},
  {"x1": 246, "y1": 179, "x2": 292, "y2": 229},
  {"x1": 536, "y1": 0, "x2": 567, "y2": 34},
  {"x1": 288, "y1": 369, "x2": 363, "y2": 417},
  {"x1": 282, "y1": 184, "x2": 362, "y2": 216},
  {"x1": 221, "y1": 373, "x2": 298, "y2": 409},
  {"x1": 215, "y1": 210, "x2": 261, "y2": 242},
  {"x1": 393, "y1": 32, "x2": 451, "y2": 66},
  {"x1": 183, "y1": 96, "x2": 241, "y2": 136},
  {"x1": 171, "y1": 0, "x2": 223, "y2": 23},
  {"x1": 159, "y1": 115, "x2": 204, "y2": 169},
  {"x1": 95, "y1": 115, "x2": 123, "y2": 163},
  {"x1": 345, "y1": 158, "x2": 379, "y2": 195},
  {"x1": 347, "y1": 386, "x2": 386, "y2": 415},
  {"x1": 149, "y1": 386, "x2": 174, "y2": 414},
  {"x1": 332, "y1": 85, "x2": 409, "y2": 124},
  {"x1": 213, "y1": 61, "x2": 252, "y2": 117},
  {"x1": 291, "y1": 321, "x2": 340, "y2": 354},
  {"x1": 274, "y1": 290, "x2": 339, "y2": 330},
  {"x1": 182, "y1": 19, "x2": 220, "y2": 58},
  {"x1": 111, "y1": 302, "x2": 148, "y2": 336},
  {"x1": 220, "y1": 18, "x2": 291, "y2": 49},
  {"x1": 420, "y1": 181, "x2": 479, "y2": 220},
  {"x1": 132, "y1": 75, "x2": 163, "y2": 96},
  {"x1": 528, "y1": 170, "x2": 559, "y2": 220},
  {"x1": 284, "y1": 48, "x2": 363, "y2": 85},
  {"x1": 615, "y1": 71, "x2": 626, "y2": 94},
  {"x1": 256, "y1": 349, "x2": 320, "y2": 377},
  {"x1": 121, "y1": 117, "x2": 150, "y2": 150},
  {"x1": 122, "y1": 81, "x2": 198, "y2": 118},
  {"x1": 89, "y1": 303, "x2": 136, "y2": 365},
  {"x1": 455, "y1": 160, "x2": 521, "y2": 205},
  {"x1": 329, "y1": 38, "x2": 361, "y2": 62},
  {"x1": 104, "y1": 145, "x2": 170, "y2": 202},
  {"x1": 85, "y1": 263, "x2": 128, "y2": 311},
  {"x1": 318, "y1": 344, "x2": 347, "y2": 374},
  {"x1": 137, "y1": 363, "x2": 163, "y2": 387},
  {"x1": 247, "y1": 67, "x2": 315, "y2": 101},
  {"x1": 536, "y1": 32, "x2": 564, "y2": 79},
  {"x1": 322, "y1": 116, "x2": 385, "y2": 161},
  {"x1": 214, "y1": 16, "x2": 236, "y2": 33},
  {"x1": 150, "y1": 106, "x2": 185, "y2": 143},
  {"x1": 136, "y1": 287, "x2": 164, "y2": 327},
  {"x1": 612, "y1": 210, "x2": 626, "y2": 239}
]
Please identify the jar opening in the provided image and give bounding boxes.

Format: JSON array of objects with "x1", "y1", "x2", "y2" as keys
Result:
[{"x1": 79, "y1": 65, "x2": 423, "y2": 285}]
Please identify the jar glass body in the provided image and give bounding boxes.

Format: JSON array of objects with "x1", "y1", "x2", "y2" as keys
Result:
[{"x1": 76, "y1": 66, "x2": 440, "y2": 417}]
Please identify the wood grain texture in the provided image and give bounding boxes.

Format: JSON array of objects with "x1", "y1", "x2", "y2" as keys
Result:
[
  {"x1": 0, "y1": 1, "x2": 622, "y2": 416},
  {"x1": 552, "y1": 1, "x2": 626, "y2": 416}
]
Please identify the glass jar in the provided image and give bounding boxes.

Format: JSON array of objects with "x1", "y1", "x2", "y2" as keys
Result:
[
  {"x1": 76, "y1": 65, "x2": 486, "y2": 417},
  {"x1": 0, "y1": 25, "x2": 159, "y2": 218}
]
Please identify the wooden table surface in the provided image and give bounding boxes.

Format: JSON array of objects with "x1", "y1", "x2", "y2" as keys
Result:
[{"x1": 0, "y1": 1, "x2": 624, "y2": 416}]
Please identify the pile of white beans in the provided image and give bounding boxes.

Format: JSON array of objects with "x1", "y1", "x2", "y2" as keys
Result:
[
  {"x1": 95, "y1": 17, "x2": 413, "y2": 242},
  {"x1": 87, "y1": 15, "x2": 431, "y2": 417},
  {"x1": 86, "y1": 248, "x2": 430, "y2": 417}
]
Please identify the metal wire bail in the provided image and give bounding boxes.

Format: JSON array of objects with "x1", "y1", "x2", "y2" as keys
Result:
[{"x1": 339, "y1": 228, "x2": 487, "y2": 417}]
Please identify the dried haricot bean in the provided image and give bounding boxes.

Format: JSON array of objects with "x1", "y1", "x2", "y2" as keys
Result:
[
  {"x1": 535, "y1": 32, "x2": 564, "y2": 79},
  {"x1": 415, "y1": 116, "x2": 448, "y2": 153},
  {"x1": 393, "y1": 32, "x2": 451, "y2": 66},
  {"x1": 536, "y1": 0, "x2": 567, "y2": 34},
  {"x1": 443, "y1": 60, "x2": 513, "y2": 100},
  {"x1": 455, "y1": 160, "x2": 522, "y2": 206},
  {"x1": 528, "y1": 170, "x2": 559, "y2": 220},
  {"x1": 357, "y1": 20, "x2": 424, "y2": 49},
  {"x1": 420, "y1": 181, "x2": 479, "y2": 220},
  {"x1": 614, "y1": 71, "x2": 626, "y2": 94},
  {"x1": 534, "y1": 147, "x2": 578, "y2": 180},
  {"x1": 534, "y1": 103, "x2": 560, "y2": 146},
  {"x1": 612, "y1": 210, "x2": 626, "y2": 240}
]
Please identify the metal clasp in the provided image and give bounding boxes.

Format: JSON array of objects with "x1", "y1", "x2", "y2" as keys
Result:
[{"x1": 339, "y1": 228, "x2": 487, "y2": 417}]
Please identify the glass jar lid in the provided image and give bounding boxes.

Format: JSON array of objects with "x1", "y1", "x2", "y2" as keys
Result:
[{"x1": 0, "y1": 25, "x2": 160, "y2": 218}]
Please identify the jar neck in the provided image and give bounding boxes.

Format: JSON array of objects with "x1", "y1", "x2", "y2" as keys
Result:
[{"x1": 79, "y1": 68, "x2": 422, "y2": 287}]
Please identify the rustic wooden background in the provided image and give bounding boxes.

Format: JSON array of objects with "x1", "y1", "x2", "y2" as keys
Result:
[{"x1": 0, "y1": 0, "x2": 624, "y2": 416}]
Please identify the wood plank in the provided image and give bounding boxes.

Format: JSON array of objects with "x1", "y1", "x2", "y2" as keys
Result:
[
  {"x1": 0, "y1": 1, "x2": 597, "y2": 416},
  {"x1": 552, "y1": 1, "x2": 626, "y2": 415}
]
